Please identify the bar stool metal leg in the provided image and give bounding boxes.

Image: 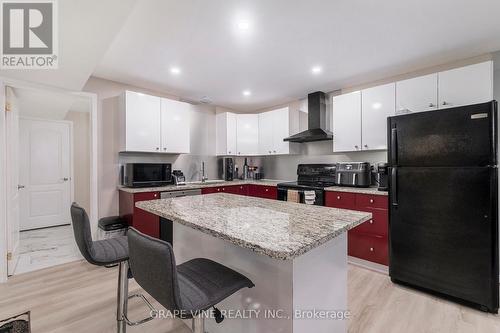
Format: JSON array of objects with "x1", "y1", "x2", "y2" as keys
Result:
[
  {"x1": 117, "y1": 261, "x2": 129, "y2": 333},
  {"x1": 191, "y1": 313, "x2": 205, "y2": 333}
]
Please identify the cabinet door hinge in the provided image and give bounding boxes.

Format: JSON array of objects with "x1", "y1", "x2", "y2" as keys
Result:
[{"x1": 7, "y1": 252, "x2": 12, "y2": 260}]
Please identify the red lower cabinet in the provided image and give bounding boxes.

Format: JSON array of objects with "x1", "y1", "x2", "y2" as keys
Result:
[
  {"x1": 202, "y1": 184, "x2": 276, "y2": 199},
  {"x1": 119, "y1": 191, "x2": 160, "y2": 238},
  {"x1": 325, "y1": 191, "x2": 389, "y2": 266},
  {"x1": 348, "y1": 232, "x2": 388, "y2": 266},
  {"x1": 224, "y1": 185, "x2": 249, "y2": 196},
  {"x1": 248, "y1": 185, "x2": 277, "y2": 199}
]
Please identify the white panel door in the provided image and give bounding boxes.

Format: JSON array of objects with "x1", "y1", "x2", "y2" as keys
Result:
[
  {"x1": 396, "y1": 74, "x2": 438, "y2": 114},
  {"x1": 125, "y1": 91, "x2": 161, "y2": 152},
  {"x1": 236, "y1": 114, "x2": 259, "y2": 155},
  {"x1": 362, "y1": 83, "x2": 395, "y2": 150},
  {"x1": 161, "y1": 98, "x2": 191, "y2": 154},
  {"x1": 226, "y1": 112, "x2": 237, "y2": 155},
  {"x1": 272, "y1": 107, "x2": 290, "y2": 155},
  {"x1": 332, "y1": 91, "x2": 362, "y2": 152},
  {"x1": 258, "y1": 111, "x2": 274, "y2": 155},
  {"x1": 438, "y1": 61, "x2": 493, "y2": 109},
  {"x1": 19, "y1": 118, "x2": 72, "y2": 231},
  {"x1": 6, "y1": 87, "x2": 20, "y2": 275}
]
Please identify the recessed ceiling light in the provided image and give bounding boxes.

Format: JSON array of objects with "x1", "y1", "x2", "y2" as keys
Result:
[
  {"x1": 170, "y1": 67, "x2": 181, "y2": 75},
  {"x1": 311, "y1": 66, "x2": 322, "y2": 74},
  {"x1": 237, "y1": 20, "x2": 250, "y2": 31},
  {"x1": 242, "y1": 90, "x2": 251, "y2": 97}
]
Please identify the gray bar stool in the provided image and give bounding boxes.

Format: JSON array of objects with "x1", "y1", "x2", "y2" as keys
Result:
[
  {"x1": 70, "y1": 203, "x2": 152, "y2": 333},
  {"x1": 127, "y1": 227, "x2": 255, "y2": 333}
]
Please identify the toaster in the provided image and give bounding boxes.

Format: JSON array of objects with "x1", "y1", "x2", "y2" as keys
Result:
[{"x1": 335, "y1": 162, "x2": 371, "y2": 188}]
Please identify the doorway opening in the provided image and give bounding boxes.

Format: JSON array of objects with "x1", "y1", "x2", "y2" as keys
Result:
[{"x1": 5, "y1": 85, "x2": 94, "y2": 275}]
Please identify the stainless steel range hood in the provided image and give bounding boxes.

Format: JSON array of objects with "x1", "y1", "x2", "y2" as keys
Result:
[{"x1": 284, "y1": 91, "x2": 333, "y2": 143}]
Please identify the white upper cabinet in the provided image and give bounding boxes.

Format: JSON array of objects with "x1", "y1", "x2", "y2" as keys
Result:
[
  {"x1": 332, "y1": 91, "x2": 362, "y2": 152},
  {"x1": 236, "y1": 114, "x2": 259, "y2": 156},
  {"x1": 258, "y1": 111, "x2": 274, "y2": 155},
  {"x1": 361, "y1": 83, "x2": 396, "y2": 150},
  {"x1": 160, "y1": 98, "x2": 191, "y2": 154},
  {"x1": 396, "y1": 74, "x2": 438, "y2": 114},
  {"x1": 119, "y1": 91, "x2": 191, "y2": 154},
  {"x1": 259, "y1": 107, "x2": 292, "y2": 155},
  {"x1": 122, "y1": 91, "x2": 161, "y2": 152},
  {"x1": 438, "y1": 61, "x2": 493, "y2": 109},
  {"x1": 272, "y1": 107, "x2": 292, "y2": 154},
  {"x1": 216, "y1": 112, "x2": 237, "y2": 155}
]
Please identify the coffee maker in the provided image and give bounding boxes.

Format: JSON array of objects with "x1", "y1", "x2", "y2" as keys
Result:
[
  {"x1": 376, "y1": 162, "x2": 388, "y2": 191},
  {"x1": 218, "y1": 157, "x2": 234, "y2": 181}
]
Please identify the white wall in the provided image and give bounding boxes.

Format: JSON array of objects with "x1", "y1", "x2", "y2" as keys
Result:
[{"x1": 83, "y1": 77, "x2": 218, "y2": 218}]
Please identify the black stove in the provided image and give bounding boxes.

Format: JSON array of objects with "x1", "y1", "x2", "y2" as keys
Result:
[{"x1": 277, "y1": 164, "x2": 336, "y2": 205}]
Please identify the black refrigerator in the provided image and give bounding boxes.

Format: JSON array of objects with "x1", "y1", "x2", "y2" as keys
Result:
[{"x1": 387, "y1": 101, "x2": 499, "y2": 313}]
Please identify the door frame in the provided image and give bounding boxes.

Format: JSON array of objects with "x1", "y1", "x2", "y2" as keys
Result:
[
  {"x1": 18, "y1": 116, "x2": 74, "y2": 231},
  {"x1": 0, "y1": 77, "x2": 98, "y2": 283}
]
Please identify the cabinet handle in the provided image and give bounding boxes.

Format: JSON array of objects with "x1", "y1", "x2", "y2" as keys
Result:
[
  {"x1": 265, "y1": 189, "x2": 269, "y2": 192},
  {"x1": 273, "y1": 150, "x2": 276, "y2": 153},
  {"x1": 369, "y1": 247, "x2": 374, "y2": 252},
  {"x1": 238, "y1": 152, "x2": 241, "y2": 155},
  {"x1": 337, "y1": 196, "x2": 341, "y2": 200},
  {"x1": 156, "y1": 147, "x2": 159, "y2": 151},
  {"x1": 240, "y1": 186, "x2": 243, "y2": 189},
  {"x1": 228, "y1": 151, "x2": 231, "y2": 154},
  {"x1": 217, "y1": 188, "x2": 220, "y2": 191},
  {"x1": 442, "y1": 101, "x2": 448, "y2": 106},
  {"x1": 369, "y1": 219, "x2": 374, "y2": 224},
  {"x1": 369, "y1": 199, "x2": 374, "y2": 203},
  {"x1": 268, "y1": 151, "x2": 272, "y2": 154},
  {"x1": 364, "y1": 144, "x2": 368, "y2": 148},
  {"x1": 154, "y1": 194, "x2": 158, "y2": 198},
  {"x1": 354, "y1": 145, "x2": 359, "y2": 149},
  {"x1": 163, "y1": 148, "x2": 167, "y2": 151},
  {"x1": 429, "y1": 103, "x2": 435, "y2": 108},
  {"x1": 222, "y1": 188, "x2": 225, "y2": 191}
]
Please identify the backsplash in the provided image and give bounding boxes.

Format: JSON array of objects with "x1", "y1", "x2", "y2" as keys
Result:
[
  {"x1": 119, "y1": 153, "x2": 219, "y2": 183},
  {"x1": 234, "y1": 141, "x2": 387, "y2": 180}
]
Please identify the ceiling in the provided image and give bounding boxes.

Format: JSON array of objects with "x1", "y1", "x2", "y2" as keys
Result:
[
  {"x1": 0, "y1": 0, "x2": 136, "y2": 91},
  {"x1": 94, "y1": 0, "x2": 500, "y2": 111},
  {"x1": 13, "y1": 87, "x2": 90, "y2": 120}
]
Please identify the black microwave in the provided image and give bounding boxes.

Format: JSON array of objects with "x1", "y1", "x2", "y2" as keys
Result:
[{"x1": 122, "y1": 163, "x2": 172, "y2": 188}]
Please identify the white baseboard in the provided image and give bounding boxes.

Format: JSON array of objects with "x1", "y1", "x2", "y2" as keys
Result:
[{"x1": 348, "y1": 256, "x2": 388, "y2": 275}]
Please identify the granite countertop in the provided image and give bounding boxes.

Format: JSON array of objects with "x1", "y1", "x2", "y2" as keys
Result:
[
  {"x1": 136, "y1": 193, "x2": 372, "y2": 260},
  {"x1": 325, "y1": 186, "x2": 388, "y2": 196},
  {"x1": 119, "y1": 179, "x2": 287, "y2": 194}
]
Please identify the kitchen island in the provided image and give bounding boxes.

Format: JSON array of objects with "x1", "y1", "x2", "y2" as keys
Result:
[{"x1": 136, "y1": 193, "x2": 371, "y2": 333}]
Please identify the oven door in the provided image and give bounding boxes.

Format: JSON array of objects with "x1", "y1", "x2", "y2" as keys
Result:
[{"x1": 277, "y1": 186, "x2": 324, "y2": 206}]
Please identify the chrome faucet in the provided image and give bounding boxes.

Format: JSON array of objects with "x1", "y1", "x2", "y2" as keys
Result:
[{"x1": 201, "y1": 161, "x2": 208, "y2": 182}]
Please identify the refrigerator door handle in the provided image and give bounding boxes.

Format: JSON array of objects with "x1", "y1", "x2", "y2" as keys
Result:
[
  {"x1": 391, "y1": 167, "x2": 398, "y2": 207},
  {"x1": 391, "y1": 128, "x2": 398, "y2": 165}
]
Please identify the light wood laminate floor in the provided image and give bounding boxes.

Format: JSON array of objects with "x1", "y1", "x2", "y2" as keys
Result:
[{"x1": 0, "y1": 260, "x2": 499, "y2": 333}]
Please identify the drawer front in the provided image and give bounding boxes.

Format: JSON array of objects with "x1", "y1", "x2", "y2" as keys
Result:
[
  {"x1": 224, "y1": 185, "x2": 240, "y2": 194},
  {"x1": 134, "y1": 191, "x2": 160, "y2": 202},
  {"x1": 249, "y1": 185, "x2": 277, "y2": 199},
  {"x1": 348, "y1": 232, "x2": 388, "y2": 266},
  {"x1": 201, "y1": 187, "x2": 219, "y2": 194},
  {"x1": 325, "y1": 191, "x2": 356, "y2": 209},
  {"x1": 355, "y1": 193, "x2": 388, "y2": 210},
  {"x1": 350, "y1": 209, "x2": 388, "y2": 236}
]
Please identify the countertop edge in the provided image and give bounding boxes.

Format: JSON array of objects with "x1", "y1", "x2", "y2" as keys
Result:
[{"x1": 135, "y1": 199, "x2": 371, "y2": 260}]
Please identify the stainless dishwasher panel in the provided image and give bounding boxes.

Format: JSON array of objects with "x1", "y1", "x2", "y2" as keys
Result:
[
  {"x1": 160, "y1": 189, "x2": 201, "y2": 245},
  {"x1": 160, "y1": 188, "x2": 202, "y2": 199}
]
